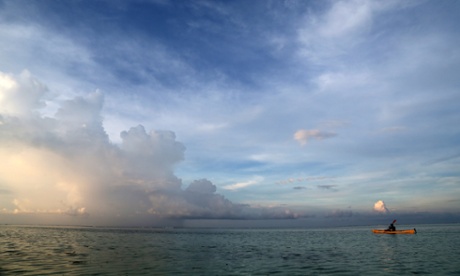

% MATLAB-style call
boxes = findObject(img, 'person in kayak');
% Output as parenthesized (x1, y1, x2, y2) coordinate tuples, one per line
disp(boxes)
(386, 220, 396, 231)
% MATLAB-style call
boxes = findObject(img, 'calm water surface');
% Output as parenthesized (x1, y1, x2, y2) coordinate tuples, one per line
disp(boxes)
(1, 224, 459, 275)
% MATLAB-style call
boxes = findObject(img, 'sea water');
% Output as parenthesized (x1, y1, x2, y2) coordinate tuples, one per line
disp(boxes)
(1, 224, 459, 275)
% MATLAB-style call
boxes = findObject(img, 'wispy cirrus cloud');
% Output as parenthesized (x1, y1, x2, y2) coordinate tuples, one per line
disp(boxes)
(297, 0, 404, 64)
(222, 176, 264, 191)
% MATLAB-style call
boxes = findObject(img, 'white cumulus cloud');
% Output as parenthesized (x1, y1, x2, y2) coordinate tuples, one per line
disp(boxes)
(373, 200, 389, 213)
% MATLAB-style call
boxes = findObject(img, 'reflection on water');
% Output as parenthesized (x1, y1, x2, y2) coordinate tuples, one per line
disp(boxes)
(1, 225, 459, 275)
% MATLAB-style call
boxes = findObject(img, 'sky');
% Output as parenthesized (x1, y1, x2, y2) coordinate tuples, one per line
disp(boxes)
(0, 0, 459, 227)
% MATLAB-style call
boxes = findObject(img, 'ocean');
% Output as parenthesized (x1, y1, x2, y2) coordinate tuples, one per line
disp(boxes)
(1, 224, 459, 275)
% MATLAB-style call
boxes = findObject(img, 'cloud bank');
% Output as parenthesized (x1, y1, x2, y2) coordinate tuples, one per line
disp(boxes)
(0, 71, 304, 225)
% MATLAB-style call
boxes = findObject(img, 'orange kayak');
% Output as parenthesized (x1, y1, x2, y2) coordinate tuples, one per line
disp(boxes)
(372, 229, 416, 234)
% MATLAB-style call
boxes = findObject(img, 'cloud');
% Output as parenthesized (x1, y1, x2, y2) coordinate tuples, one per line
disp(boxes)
(0, 71, 300, 224)
(186, 179, 217, 194)
(222, 176, 264, 191)
(0, 188, 11, 195)
(294, 129, 337, 146)
(326, 209, 353, 218)
(0, 70, 47, 117)
(317, 185, 337, 190)
(276, 176, 332, 185)
(293, 186, 307, 190)
(297, 0, 399, 64)
(317, 0, 373, 38)
(373, 200, 389, 213)
(180, 179, 243, 219)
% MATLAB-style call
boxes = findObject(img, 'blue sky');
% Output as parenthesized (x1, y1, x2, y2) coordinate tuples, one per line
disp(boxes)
(0, 0, 459, 227)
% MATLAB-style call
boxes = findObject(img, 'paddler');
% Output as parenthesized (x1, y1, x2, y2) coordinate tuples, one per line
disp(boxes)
(386, 220, 396, 231)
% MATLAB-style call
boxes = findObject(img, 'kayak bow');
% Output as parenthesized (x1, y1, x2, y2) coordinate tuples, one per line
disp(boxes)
(372, 229, 417, 234)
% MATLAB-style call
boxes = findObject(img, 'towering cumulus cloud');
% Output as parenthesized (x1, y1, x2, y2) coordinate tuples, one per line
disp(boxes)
(0, 71, 300, 225)
(373, 200, 389, 213)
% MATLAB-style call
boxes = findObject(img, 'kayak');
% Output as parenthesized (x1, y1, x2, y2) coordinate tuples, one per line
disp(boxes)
(372, 229, 416, 234)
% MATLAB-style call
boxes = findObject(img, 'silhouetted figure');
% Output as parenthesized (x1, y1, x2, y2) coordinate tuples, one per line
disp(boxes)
(387, 223, 396, 231)
(387, 219, 396, 231)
